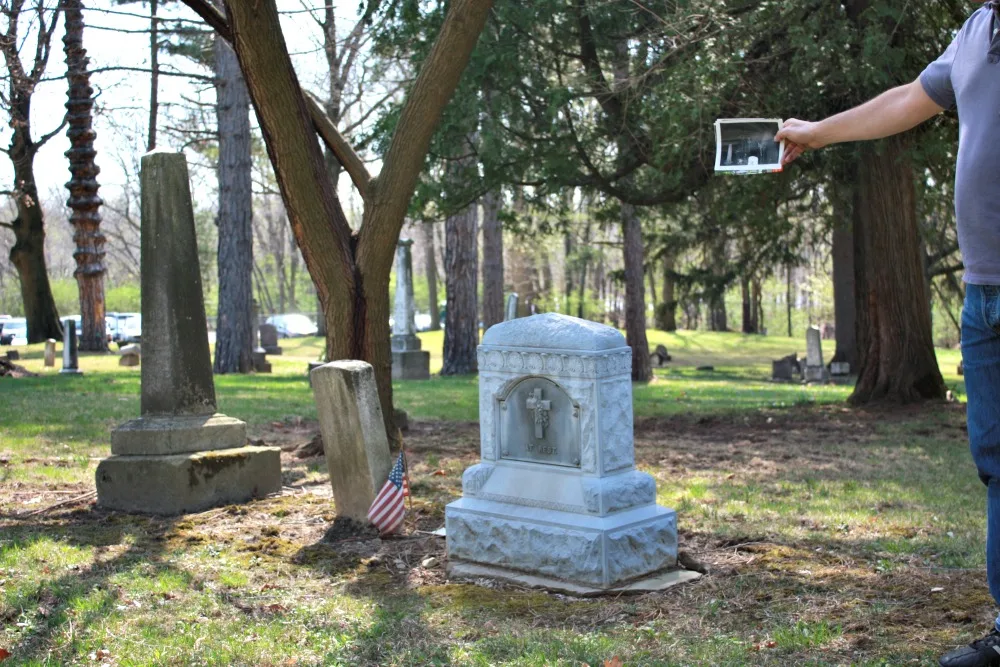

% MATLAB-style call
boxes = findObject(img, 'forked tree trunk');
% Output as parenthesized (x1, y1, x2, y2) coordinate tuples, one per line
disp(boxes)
(481, 189, 503, 330)
(831, 189, 858, 369)
(207, 0, 493, 443)
(213, 26, 254, 374)
(63, 0, 107, 352)
(442, 203, 479, 375)
(851, 137, 945, 404)
(621, 202, 651, 381)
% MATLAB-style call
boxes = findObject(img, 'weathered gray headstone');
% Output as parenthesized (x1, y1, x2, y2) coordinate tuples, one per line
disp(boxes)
(771, 353, 799, 381)
(59, 320, 82, 375)
(803, 326, 826, 382)
(504, 292, 519, 322)
(446, 313, 689, 594)
(43, 339, 56, 367)
(96, 151, 280, 515)
(310, 360, 393, 521)
(259, 323, 282, 355)
(391, 239, 430, 380)
(251, 349, 271, 373)
(830, 361, 850, 377)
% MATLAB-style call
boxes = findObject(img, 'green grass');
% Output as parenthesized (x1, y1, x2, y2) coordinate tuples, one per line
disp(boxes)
(0, 329, 983, 665)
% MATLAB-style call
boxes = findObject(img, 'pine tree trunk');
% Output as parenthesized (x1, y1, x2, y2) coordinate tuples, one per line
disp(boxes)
(786, 264, 793, 337)
(63, 0, 107, 352)
(659, 254, 677, 331)
(851, 137, 945, 403)
(621, 202, 651, 381)
(481, 189, 503, 330)
(442, 203, 479, 375)
(831, 190, 858, 368)
(741, 277, 754, 333)
(421, 222, 441, 330)
(212, 27, 254, 374)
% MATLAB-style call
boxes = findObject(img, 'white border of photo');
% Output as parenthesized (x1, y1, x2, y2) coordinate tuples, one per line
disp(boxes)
(714, 118, 784, 174)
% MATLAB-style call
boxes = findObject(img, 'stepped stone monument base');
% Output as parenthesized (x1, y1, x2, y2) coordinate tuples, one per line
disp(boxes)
(96, 446, 279, 515)
(390, 240, 430, 380)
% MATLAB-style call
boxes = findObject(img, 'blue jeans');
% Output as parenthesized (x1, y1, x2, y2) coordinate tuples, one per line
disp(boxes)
(961, 284, 1000, 629)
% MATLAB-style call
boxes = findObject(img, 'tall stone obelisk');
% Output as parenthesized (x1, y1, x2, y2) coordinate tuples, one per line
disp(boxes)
(96, 151, 280, 514)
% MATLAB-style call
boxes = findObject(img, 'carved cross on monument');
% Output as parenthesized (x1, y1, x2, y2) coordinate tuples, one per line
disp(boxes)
(525, 388, 551, 439)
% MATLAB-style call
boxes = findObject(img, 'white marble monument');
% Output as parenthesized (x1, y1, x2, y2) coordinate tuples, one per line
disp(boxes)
(803, 326, 827, 383)
(446, 313, 683, 593)
(391, 239, 430, 380)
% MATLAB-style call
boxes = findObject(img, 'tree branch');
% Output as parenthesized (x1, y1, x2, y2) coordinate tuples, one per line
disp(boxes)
(304, 91, 371, 199)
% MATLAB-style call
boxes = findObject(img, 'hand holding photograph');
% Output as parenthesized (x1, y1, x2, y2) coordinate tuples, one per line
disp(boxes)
(714, 119, 784, 174)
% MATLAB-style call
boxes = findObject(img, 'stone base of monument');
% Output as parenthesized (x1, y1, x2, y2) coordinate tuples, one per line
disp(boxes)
(59, 367, 83, 375)
(447, 561, 701, 597)
(110, 413, 249, 456)
(446, 497, 679, 592)
(95, 445, 281, 515)
(263, 346, 283, 356)
(391, 349, 430, 380)
(803, 365, 827, 383)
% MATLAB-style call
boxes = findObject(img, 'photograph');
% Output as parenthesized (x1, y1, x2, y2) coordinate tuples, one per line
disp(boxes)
(714, 118, 784, 173)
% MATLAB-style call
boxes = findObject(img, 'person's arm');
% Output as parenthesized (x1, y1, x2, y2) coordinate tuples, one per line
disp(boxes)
(775, 79, 945, 165)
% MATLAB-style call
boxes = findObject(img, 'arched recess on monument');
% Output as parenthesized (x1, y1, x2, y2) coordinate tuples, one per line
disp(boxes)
(496, 375, 582, 469)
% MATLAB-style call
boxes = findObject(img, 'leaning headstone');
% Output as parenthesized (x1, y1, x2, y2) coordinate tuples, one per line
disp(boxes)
(311, 360, 393, 521)
(96, 151, 280, 515)
(60, 320, 82, 375)
(259, 324, 282, 355)
(391, 239, 430, 380)
(118, 343, 141, 367)
(43, 339, 56, 367)
(446, 313, 690, 594)
(504, 293, 519, 322)
(803, 326, 826, 382)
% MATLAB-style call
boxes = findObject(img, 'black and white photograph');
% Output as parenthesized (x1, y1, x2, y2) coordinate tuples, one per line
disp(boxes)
(714, 118, 784, 173)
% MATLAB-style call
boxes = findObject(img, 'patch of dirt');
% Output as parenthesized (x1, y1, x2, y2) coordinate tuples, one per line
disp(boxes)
(322, 516, 379, 542)
(0, 357, 37, 378)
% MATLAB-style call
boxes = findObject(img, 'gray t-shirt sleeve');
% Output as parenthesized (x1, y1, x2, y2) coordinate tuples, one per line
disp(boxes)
(920, 33, 960, 109)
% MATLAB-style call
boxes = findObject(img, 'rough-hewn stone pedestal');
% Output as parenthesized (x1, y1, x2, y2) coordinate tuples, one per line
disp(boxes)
(392, 334, 430, 380)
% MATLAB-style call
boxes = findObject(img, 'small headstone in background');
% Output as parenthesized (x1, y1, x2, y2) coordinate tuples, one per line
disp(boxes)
(252, 349, 271, 373)
(5, 350, 19, 362)
(504, 292, 519, 322)
(803, 326, 826, 383)
(118, 343, 141, 367)
(829, 361, 850, 377)
(771, 353, 799, 381)
(649, 344, 671, 368)
(311, 360, 393, 522)
(60, 319, 82, 375)
(259, 323, 282, 355)
(391, 239, 430, 380)
(393, 407, 410, 432)
(43, 339, 56, 367)
(96, 151, 280, 515)
(957, 361, 964, 376)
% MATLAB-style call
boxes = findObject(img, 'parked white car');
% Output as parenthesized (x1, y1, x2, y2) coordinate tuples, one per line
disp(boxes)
(265, 314, 318, 338)
(1, 317, 27, 346)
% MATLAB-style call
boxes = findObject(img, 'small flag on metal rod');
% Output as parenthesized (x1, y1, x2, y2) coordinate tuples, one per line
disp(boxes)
(368, 453, 408, 535)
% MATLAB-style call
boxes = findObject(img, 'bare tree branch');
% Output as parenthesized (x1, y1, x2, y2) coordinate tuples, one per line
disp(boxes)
(304, 91, 371, 198)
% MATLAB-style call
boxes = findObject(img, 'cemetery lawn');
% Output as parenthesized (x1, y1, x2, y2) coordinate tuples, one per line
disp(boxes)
(0, 330, 979, 665)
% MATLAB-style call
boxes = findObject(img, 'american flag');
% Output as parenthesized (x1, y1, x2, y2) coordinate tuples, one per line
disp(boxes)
(368, 453, 408, 535)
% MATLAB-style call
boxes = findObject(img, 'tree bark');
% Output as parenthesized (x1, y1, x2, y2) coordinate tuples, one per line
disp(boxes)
(850, 137, 945, 403)
(442, 203, 479, 375)
(621, 201, 651, 381)
(481, 189, 504, 330)
(658, 253, 677, 331)
(63, 0, 107, 352)
(212, 25, 254, 374)
(786, 264, 793, 338)
(420, 221, 441, 330)
(207, 0, 493, 443)
(831, 190, 858, 368)
(741, 277, 754, 334)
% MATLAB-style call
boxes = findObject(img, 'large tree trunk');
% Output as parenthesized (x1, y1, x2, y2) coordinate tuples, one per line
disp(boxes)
(9, 143, 61, 342)
(621, 202, 651, 381)
(850, 137, 945, 404)
(212, 0, 493, 443)
(658, 253, 677, 331)
(63, 0, 107, 352)
(420, 221, 441, 330)
(212, 26, 254, 374)
(831, 189, 858, 368)
(741, 277, 754, 334)
(442, 203, 479, 375)
(481, 189, 503, 330)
